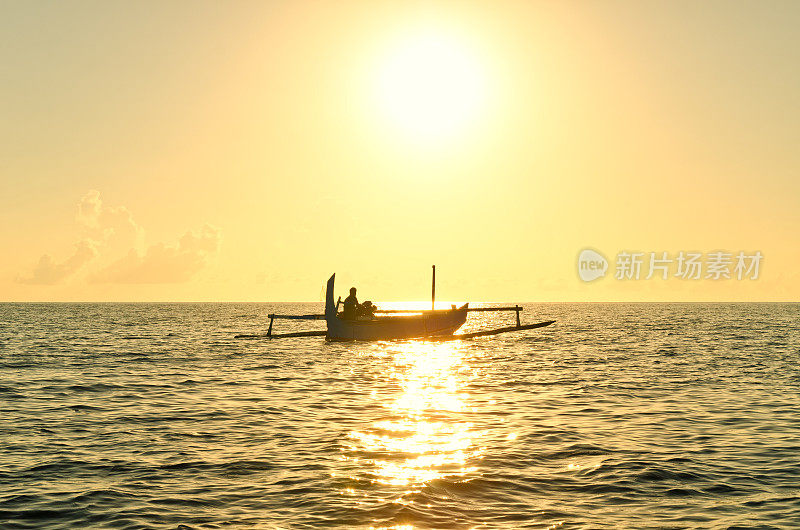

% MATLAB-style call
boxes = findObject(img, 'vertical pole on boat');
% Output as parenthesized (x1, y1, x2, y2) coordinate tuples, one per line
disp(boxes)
(431, 265, 436, 311)
(267, 314, 275, 337)
(515, 305, 521, 327)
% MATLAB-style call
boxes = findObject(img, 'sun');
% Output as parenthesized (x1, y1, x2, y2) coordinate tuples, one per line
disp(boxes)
(374, 30, 488, 145)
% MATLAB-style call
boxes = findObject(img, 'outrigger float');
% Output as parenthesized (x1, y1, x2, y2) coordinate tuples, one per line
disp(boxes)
(235, 267, 555, 342)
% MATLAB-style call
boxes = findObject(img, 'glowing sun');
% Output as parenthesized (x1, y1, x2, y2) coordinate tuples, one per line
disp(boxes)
(374, 31, 488, 144)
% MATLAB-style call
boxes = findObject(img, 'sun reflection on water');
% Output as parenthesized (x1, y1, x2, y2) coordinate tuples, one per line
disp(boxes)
(345, 341, 484, 491)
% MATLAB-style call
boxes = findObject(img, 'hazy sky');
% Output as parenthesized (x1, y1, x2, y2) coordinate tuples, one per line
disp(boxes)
(2, 1, 798, 302)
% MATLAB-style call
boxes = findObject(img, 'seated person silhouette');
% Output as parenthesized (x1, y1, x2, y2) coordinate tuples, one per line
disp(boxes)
(342, 287, 358, 320)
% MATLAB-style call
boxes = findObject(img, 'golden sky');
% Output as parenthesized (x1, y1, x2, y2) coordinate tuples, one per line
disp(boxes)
(1, 1, 798, 302)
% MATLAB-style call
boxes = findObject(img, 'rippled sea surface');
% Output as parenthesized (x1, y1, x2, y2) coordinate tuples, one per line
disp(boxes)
(1, 303, 799, 529)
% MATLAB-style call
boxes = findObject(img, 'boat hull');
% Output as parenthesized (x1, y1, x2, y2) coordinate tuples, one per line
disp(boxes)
(326, 307, 468, 341)
(324, 274, 467, 341)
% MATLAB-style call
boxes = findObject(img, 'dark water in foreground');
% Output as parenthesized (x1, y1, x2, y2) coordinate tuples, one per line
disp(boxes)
(1, 303, 799, 529)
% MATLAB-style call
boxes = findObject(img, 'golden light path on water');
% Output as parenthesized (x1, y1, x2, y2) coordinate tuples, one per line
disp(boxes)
(339, 339, 501, 527)
(361, 342, 478, 486)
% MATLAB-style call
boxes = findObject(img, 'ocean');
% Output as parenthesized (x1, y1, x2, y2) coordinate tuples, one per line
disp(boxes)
(1, 302, 798, 529)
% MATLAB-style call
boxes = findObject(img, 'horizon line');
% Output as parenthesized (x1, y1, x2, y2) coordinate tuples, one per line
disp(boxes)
(1, 300, 797, 304)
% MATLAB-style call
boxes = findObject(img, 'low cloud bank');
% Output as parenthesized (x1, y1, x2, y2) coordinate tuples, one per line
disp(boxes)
(90, 225, 221, 284)
(17, 239, 98, 285)
(18, 191, 220, 285)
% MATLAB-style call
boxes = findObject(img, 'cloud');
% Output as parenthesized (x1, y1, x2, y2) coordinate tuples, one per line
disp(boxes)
(77, 190, 143, 245)
(89, 224, 221, 284)
(19, 191, 219, 286)
(17, 239, 99, 285)
(18, 190, 139, 285)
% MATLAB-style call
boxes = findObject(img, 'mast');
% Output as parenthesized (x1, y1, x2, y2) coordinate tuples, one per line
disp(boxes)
(431, 265, 436, 311)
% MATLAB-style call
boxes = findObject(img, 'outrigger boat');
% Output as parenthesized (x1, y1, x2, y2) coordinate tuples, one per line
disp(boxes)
(235, 266, 556, 342)
(324, 274, 468, 341)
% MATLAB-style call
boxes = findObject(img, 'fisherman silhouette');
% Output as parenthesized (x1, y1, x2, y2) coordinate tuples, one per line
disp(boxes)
(342, 287, 358, 320)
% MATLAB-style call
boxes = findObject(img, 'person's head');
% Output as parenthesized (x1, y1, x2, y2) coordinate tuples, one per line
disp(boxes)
(349, 287, 357, 295)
